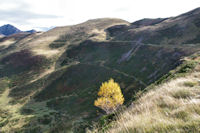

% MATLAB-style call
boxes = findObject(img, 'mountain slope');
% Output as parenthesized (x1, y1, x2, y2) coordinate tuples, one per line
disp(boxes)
(0, 9, 200, 132)
(107, 7, 200, 45)
(101, 54, 200, 133)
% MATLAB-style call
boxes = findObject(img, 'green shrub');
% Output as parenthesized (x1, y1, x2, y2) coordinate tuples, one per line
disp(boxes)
(21, 108, 34, 115)
(172, 110, 189, 121)
(38, 115, 52, 125)
(177, 62, 196, 73)
(183, 81, 198, 87)
(154, 61, 197, 86)
(172, 89, 193, 99)
(99, 113, 115, 127)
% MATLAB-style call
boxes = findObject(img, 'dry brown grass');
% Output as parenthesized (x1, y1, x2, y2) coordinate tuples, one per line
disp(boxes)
(0, 39, 15, 47)
(96, 72, 200, 133)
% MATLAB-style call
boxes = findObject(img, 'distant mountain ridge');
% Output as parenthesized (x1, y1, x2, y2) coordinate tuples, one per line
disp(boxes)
(0, 24, 21, 36)
(0, 24, 36, 36)
(26, 29, 37, 33)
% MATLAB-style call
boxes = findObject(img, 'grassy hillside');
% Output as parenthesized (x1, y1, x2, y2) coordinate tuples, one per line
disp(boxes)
(107, 8, 200, 45)
(0, 8, 200, 132)
(94, 53, 200, 133)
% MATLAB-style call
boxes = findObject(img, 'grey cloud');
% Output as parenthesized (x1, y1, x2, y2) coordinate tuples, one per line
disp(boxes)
(0, 0, 61, 25)
(0, 9, 61, 24)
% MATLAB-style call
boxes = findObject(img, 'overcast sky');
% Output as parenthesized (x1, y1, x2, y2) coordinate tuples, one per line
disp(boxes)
(0, 0, 200, 31)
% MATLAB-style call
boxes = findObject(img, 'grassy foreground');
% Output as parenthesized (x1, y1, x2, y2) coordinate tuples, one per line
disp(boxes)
(90, 54, 200, 133)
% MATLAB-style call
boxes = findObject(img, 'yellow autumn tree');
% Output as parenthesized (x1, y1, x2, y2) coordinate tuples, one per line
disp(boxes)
(94, 78, 124, 114)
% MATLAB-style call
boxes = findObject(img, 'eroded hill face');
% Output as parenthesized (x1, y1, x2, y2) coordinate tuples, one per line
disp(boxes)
(1, 8, 200, 132)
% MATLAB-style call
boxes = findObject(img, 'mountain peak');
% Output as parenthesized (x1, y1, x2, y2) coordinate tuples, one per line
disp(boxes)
(0, 24, 21, 36)
(4, 24, 15, 27)
(0, 24, 37, 36)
